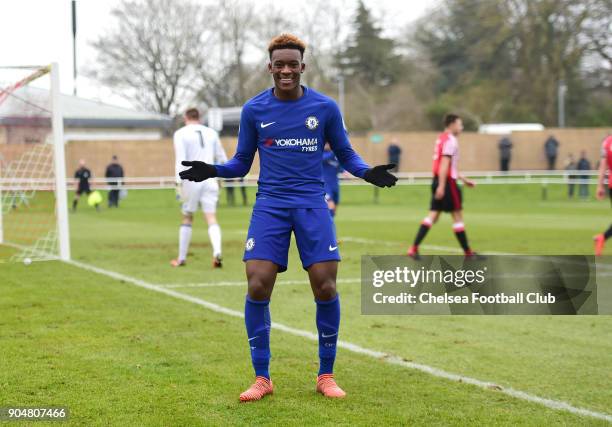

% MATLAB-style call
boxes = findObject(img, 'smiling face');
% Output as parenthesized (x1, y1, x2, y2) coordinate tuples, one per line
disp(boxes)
(268, 48, 305, 98)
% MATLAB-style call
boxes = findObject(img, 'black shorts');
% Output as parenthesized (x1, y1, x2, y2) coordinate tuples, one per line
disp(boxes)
(430, 176, 462, 212)
(76, 186, 91, 196)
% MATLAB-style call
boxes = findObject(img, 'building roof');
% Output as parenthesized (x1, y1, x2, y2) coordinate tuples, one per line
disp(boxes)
(0, 86, 172, 129)
(207, 107, 241, 135)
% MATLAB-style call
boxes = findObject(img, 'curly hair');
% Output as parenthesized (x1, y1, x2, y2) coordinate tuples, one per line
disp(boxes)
(268, 33, 306, 59)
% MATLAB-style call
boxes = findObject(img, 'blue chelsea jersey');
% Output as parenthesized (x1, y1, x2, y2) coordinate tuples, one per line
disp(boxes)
(215, 86, 370, 208)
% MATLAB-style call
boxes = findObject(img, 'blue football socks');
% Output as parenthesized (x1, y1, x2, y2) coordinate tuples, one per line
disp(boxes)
(244, 296, 271, 379)
(316, 294, 340, 375)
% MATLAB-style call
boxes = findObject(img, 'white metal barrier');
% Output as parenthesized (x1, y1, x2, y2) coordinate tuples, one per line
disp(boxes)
(0, 170, 603, 191)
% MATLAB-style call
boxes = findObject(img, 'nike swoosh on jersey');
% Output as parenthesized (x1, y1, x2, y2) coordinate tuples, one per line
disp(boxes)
(329, 245, 338, 251)
(260, 121, 276, 128)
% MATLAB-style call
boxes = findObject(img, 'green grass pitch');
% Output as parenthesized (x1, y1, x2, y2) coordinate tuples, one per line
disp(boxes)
(1, 183, 611, 425)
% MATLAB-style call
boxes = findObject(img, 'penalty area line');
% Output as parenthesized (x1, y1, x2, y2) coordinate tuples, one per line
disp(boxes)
(66, 258, 612, 423)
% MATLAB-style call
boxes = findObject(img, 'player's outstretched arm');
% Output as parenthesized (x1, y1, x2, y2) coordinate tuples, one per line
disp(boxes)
(179, 160, 217, 182)
(364, 164, 398, 188)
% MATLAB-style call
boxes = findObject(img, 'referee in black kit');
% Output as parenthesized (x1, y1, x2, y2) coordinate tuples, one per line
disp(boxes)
(72, 159, 95, 212)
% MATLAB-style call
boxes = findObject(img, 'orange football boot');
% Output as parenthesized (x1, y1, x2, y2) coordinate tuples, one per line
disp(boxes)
(316, 374, 346, 398)
(594, 234, 606, 256)
(170, 259, 186, 267)
(407, 245, 421, 260)
(239, 376, 273, 402)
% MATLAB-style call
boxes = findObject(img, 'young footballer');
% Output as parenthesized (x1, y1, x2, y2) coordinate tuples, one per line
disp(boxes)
(407, 114, 480, 259)
(172, 108, 227, 268)
(179, 34, 397, 401)
(594, 134, 612, 255)
(72, 159, 95, 212)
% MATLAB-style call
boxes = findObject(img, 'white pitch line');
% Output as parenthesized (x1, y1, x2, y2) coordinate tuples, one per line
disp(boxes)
(342, 237, 510, 254)
(159, 271, 612, 289)
(342, 236, 400, 246)
(66, 258, 612, 423)
(160, 278, 361, 289)
(342, 237, 503, 253)
(343, 238, 612, 271)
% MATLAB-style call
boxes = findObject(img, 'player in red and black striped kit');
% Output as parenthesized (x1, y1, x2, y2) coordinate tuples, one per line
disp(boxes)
(407, 114, 481, 259)
(593, 134, 612, 255)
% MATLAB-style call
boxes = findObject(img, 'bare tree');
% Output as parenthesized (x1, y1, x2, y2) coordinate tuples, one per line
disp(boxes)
(193, 0, 351, 108)
(215, 0, 256, 104)
(295, 0, 351, 90)
(89, 0, 210, 114)
(194, 0, 294, 107)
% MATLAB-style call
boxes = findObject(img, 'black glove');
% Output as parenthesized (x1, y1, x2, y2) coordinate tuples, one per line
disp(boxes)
(179, 161, 217, 182)
(364, 164, 398, 188)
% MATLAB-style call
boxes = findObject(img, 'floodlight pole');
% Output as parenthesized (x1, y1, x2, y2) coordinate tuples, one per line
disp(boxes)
(337, 75, 345, 117)
(72, 0, 77, 96)
(0, 161, 3, 245)
(51, 63, 71, 260)
(557, 80, 567, 128)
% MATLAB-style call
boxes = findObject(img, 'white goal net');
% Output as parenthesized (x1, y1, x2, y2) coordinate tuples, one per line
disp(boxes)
(0, 64, 70, 263)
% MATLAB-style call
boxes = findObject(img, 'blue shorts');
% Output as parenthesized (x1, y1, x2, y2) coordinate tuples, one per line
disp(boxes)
(243, 207, 340, 272)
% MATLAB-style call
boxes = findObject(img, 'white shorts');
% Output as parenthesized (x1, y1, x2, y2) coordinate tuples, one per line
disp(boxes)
(181, 180, 219, 214)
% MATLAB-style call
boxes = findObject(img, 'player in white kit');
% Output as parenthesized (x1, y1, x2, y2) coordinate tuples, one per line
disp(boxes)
(171, 108, 228, 268)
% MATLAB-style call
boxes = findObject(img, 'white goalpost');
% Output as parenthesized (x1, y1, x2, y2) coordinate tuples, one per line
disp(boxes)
(0, 161, 3, 245)
(0, 63, 70, 262)
(51, 63, 70, 261)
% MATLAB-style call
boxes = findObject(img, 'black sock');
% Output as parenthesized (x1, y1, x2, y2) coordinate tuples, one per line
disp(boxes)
(454, 230, 470, 252)
(605, 225, 612, 240)
(72, 199, 78, 210)
(453, 223, 470, 252)
(413, 224, 431, 247)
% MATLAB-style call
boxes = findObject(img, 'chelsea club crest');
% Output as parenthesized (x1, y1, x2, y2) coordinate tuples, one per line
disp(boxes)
(305, 116, 319, 130)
